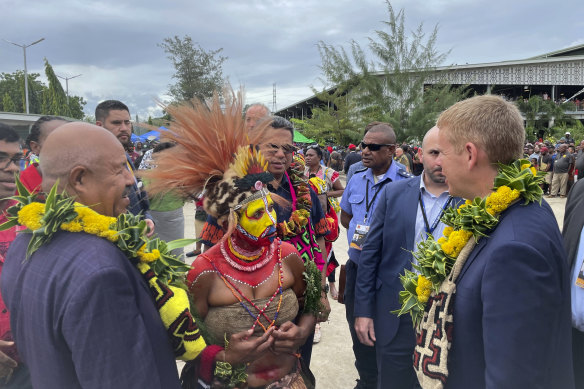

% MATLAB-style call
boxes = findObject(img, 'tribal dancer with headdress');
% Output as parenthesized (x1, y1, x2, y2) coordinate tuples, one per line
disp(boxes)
(143, 92, 322, 389)
(199, 120, 331, 275)
(195, 113, 332, 367)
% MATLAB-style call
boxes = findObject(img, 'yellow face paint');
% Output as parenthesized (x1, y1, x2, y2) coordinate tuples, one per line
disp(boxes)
(237, 194, 277, 242)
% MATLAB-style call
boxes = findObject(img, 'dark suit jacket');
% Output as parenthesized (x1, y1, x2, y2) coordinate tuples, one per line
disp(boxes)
(447, 201, 574, 388)
(355, 176, 461, 346)
(126, 154, 152, 220)
(563, 178, 584, 269)
(1, 231, 181, 389)
(354, 176, 422, 346)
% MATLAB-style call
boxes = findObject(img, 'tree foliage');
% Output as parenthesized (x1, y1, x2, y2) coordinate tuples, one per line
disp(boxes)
(0, 60, 86, 119)
(292, 88, 363, 145)
(2, 93, 15, 112)
(0, 71, 44, 114)
(44, 58, 70, 117)
(516, 96, 576, 140)
(316, 0, 466, 141)
(67, 95, 86, 120)
(159, 35, 227, 104)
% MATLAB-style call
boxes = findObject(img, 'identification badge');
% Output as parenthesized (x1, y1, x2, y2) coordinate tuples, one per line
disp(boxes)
(576, 258, 584, 288)
(350, 224, 370, 251)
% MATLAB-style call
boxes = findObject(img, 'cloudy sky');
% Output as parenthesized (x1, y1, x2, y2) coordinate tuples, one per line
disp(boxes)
(1, 0, 583, 120)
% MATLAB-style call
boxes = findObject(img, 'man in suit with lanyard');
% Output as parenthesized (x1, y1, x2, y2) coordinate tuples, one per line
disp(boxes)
(353, 126, 460, 388)
(340, 122, 411, 389)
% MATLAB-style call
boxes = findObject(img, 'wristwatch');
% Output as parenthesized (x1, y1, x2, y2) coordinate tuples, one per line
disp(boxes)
(322, 284, 330, 294)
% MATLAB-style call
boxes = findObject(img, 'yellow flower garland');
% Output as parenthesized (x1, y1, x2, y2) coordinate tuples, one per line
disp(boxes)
(415, 275, 433, 303)
(7, 187, 203, 362)
(438, 229, 474, 258)
(18, 202, 164, 264)
(17, 202, 45, 231)
(61, 203, 118, 242)
(485, 186, 520, 215)
(394, 159, 546, 327)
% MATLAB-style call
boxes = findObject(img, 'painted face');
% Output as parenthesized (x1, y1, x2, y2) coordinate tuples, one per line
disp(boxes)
(236, 194, 277, 246)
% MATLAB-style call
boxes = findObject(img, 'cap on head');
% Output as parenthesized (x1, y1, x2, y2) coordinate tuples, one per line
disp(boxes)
(348, 144, 356, 150)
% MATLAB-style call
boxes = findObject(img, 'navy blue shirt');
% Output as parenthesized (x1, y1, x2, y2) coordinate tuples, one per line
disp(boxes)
(340, 161, 411, 265)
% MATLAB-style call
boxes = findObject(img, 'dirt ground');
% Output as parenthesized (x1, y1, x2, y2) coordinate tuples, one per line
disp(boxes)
(178, 187, 568, 389)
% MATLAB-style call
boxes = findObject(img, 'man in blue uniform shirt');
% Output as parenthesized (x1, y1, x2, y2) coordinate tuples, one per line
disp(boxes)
(340, 122, 411, 389)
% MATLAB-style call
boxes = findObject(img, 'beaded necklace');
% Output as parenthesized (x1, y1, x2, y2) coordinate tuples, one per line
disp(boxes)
(228, 234, 265, 261)
(220, 238, 275, 273)
(210, 241, 284, 332)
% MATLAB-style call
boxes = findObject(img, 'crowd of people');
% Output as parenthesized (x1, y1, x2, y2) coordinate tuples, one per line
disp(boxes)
(0, 93, 583, 389)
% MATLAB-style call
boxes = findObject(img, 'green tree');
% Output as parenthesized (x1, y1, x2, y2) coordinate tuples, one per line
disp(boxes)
(516, 96, 576, 140)
(159, 35, 227, 103)
(2, 93, 16, 112)
(0, 69, 87, 119)
(0, 71, 45, 113)
(407, 84, 470, 140)
(316, 1, 464, 141)
(40, 89, 50, 115)
(67, 95, 87, 119)
(43, 58, 70, 117)
(0, 68, 85, 117)
(293, 88, 363, 145)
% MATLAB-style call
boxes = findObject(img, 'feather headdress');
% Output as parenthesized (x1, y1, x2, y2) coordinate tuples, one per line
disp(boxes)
(141, 90, 274, 225)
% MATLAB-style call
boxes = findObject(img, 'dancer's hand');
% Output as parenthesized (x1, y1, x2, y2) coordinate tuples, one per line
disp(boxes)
(271, 319, 313, 354)
(145, 219, 155, 237)
(354, 317, 376, 346)
(223, 327, 274, 365)
(317, 292, 331, 322)
(0, 341, 17, 381)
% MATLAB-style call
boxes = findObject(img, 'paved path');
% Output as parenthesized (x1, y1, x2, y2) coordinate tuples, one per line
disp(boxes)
(178, 192, 568, 388)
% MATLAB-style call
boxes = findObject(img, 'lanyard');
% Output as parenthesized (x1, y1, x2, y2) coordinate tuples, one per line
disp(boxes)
(126, 156, 139, 187)
(364, 178, 390, 223)
(418, 191, 452, 235)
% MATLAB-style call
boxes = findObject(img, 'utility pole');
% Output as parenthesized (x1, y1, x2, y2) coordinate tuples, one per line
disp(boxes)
(56, 73, 82, 106)
(272, 83, 277, 113)
(3, 38, 45, 114)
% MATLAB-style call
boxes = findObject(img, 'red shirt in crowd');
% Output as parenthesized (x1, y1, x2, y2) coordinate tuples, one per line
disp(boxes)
(19, 163, 42, 194)
(0, 202, 21, 361)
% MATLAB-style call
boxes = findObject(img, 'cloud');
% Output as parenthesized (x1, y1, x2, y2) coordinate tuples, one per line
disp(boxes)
(1, 0, 582, 119)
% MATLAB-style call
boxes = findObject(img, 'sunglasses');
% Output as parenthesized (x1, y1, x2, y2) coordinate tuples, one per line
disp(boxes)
(264, 143, 297, 155)
(360, 142, 395, 151)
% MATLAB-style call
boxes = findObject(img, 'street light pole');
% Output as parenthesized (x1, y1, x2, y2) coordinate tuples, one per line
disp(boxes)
(3, 38, 45, 114)
(56, 73, 82, 106)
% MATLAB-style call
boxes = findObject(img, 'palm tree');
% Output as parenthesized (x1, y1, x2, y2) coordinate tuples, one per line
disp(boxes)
(516, 96, 575, 138)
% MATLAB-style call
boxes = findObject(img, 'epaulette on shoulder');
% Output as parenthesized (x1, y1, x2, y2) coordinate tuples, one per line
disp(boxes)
(355, 166, 368, 174)
(397, 169, 414, 178)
